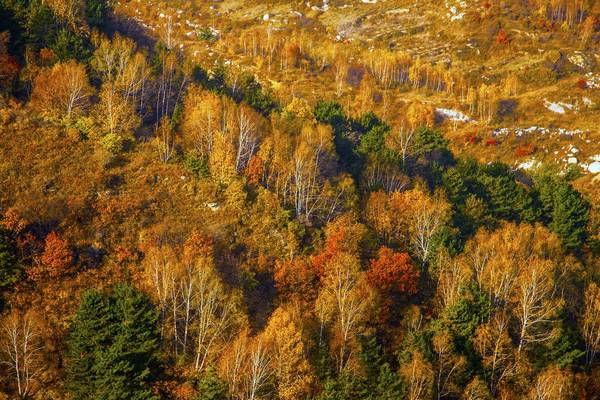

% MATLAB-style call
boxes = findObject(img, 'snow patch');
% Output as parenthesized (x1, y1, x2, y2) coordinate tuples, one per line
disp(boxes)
(435, 108, 473, 122)
(544, 100, 565, 114)
(568, 52, 590, 69)
(309, 0, 329, 11)
(587, 162, 600, 174)
(492, 126, 589, 138)
(445, 0, 467, 21)
(585, 72, 600, 89)
(517, 159, 540, 170)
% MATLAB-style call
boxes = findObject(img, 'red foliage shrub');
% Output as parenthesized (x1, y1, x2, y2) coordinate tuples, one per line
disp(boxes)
(515, 144, 535, 157)
(496, 28, 509, 45)
(577, 79, 588, 90)
(465, 133, 478, 145)
(367, 247, 419, 295)
(0, 32, 19, 89)
(244, 155, 264, 185)
(485, 138, 499, 146)
(29, 231, 73, 280)
(311, 226, 348, 278)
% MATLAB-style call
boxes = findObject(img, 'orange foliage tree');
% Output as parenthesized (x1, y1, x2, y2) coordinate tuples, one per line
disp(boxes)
(310, 214, 367, 278)
(367, 247, 419, 296)
(29, 231, 73, 280)
(41, 232, 73, 277)
(30, 60, 93, 120)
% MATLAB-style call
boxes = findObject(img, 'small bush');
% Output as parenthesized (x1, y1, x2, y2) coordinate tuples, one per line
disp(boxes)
(100, 133, 125, 154)
(197, 27, 218, 42)
(515, 144, 535, 157)
(185, 153, 210, 179)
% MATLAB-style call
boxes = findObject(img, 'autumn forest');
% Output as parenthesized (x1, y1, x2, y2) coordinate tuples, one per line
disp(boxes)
(0, 0, 599, 399)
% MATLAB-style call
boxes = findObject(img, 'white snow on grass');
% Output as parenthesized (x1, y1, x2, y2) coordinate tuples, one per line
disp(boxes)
(435, 108, 473, 122)
(517, 159, 540, 170)
(568, 52, 588, 69)
(309, 0, 329, 11)
(492, 126, 589, 138)
(544, 100, 564, 114)
(587, 162, 600, 174)
(585, 72, 600, 89)
(445, 0, 467, 21)
(544, 99, 577, 114)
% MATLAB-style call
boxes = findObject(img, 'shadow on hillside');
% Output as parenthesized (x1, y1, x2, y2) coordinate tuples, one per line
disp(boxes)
(106, 13, 158, 50)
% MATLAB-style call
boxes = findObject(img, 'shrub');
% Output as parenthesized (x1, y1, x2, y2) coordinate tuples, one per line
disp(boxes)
(185, 153, 210, 179)
(100, 132, 125, 154)
(29, 231, 73, 281)
(515, 144, 535, 157)
(50, 28, 91, 62)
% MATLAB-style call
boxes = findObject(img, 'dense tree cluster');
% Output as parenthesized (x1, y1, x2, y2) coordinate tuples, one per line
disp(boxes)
(0, 0, 598, 399)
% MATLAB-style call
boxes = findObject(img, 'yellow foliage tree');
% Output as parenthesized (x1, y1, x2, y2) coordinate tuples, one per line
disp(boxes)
(31, 60, 93, 121)
(263, 306, 314, 400)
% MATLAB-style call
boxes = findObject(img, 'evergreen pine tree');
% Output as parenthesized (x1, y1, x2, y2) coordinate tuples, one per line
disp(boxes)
(51, 28, 91, 62)
(66, 284, 160, 400)
(197, 367, 228, 400)
(66, 290, 114, 399)
(442, 168, 468, 205)
(413, 127, 453, 165)
(550, 183, 590, 251)
(85, 0, 109, 28)
(373, 363, 405, 400)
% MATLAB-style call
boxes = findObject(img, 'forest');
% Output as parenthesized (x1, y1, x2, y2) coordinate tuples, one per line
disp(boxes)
(0, 0, 599, 399)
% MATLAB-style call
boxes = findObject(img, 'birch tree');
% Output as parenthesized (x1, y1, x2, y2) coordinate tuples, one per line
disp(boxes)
(245, 339, 272, 400)
(143, 242, 242, 369)
(514, 258, 561, 356)
(581, 282, 600, 365)
(403, 189, 451, 266)
(529, 366, 573, 400)
(386, 125, 417, 166)
(182, 87, 224, 156)
(400, 351, 434, 400)
(474, 312, 514, 393)
(0, 311, 44, 399)
(31, 60, 93, 120)
(433, 331, 465, 400)
(234, 105, 260, 172)
(316, 252, 370, 372)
